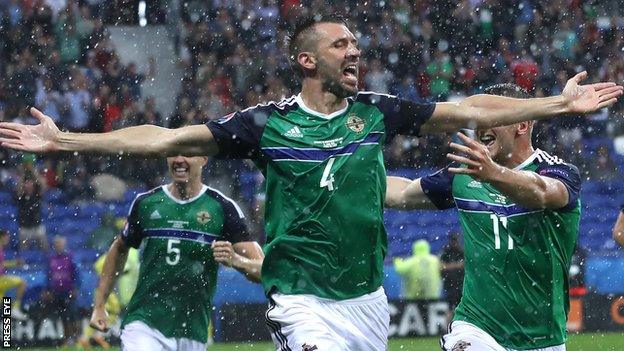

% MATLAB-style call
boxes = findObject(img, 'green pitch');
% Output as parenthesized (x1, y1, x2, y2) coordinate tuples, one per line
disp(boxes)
(18, 332, 624, 350)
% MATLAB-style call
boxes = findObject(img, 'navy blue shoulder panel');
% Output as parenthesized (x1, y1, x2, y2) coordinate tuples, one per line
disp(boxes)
(206, 96, 299, 160)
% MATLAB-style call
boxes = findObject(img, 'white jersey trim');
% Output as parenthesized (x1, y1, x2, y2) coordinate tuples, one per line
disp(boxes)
(295, 94, 349, 119)
(206, 186, 245, 219)
(162, 184, 208, 204)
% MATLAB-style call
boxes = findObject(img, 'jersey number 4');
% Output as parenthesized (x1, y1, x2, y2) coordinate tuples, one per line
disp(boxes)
(490, 214, 514, 250)
(320, 157, 336, 191)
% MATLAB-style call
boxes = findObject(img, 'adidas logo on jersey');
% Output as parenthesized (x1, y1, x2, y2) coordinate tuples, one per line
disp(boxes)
(284, 126, 303, 138)
(150, 210, 161, 219)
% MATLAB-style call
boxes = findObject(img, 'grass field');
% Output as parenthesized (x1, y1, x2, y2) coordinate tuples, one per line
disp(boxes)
(17, 332, 624, 351)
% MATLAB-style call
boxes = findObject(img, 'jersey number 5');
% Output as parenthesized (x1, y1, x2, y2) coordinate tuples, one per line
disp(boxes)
(490, 214, 514, 250)
(320, 157, 336, 191)
(166, 239, 181, 265)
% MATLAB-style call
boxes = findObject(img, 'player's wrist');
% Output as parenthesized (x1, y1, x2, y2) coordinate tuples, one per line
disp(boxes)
(486, 164, 508, 184)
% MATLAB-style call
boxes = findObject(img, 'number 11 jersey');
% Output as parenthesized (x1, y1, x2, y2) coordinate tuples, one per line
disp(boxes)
(421, 149, 581, 349)
(207, 93, 434, 300)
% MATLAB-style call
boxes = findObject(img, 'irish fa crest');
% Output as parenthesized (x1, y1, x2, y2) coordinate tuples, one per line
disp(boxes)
(196, 211, 211, 224)
(346, 114, 365, 133)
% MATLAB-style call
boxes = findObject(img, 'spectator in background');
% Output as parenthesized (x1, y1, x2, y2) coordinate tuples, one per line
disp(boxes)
(34, 76, 65, 128)
(64, 68, 92, 131)
(121, 59, 155, 102)
(15, 154, 48, 251)
(393, 239, 441, 300)
(364, 58, 394, 94)
(440, 232, 464, 324)
(45, 235, 80, 345)
(88, 212, 119, 252)
(588, 146, 617, 181)
(426, 48, 453, 101)
(0, 229, 28, 320)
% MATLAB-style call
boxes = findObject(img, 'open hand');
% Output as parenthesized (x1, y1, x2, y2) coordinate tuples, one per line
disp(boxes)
(0, 107, 61, 152)
(447, 133, 505, 182)
(562, 71, 623, 114)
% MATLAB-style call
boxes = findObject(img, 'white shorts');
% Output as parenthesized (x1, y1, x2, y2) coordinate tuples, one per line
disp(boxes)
(121, 321, 206, 351)
(265, 287, 389, 351)
(441, 321, 566, 351)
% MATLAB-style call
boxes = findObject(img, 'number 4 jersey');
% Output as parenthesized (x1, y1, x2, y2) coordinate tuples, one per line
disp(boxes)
(207, 93, 434, 300)
(120, 185, 249, 343)
(421, 149, 581, 349)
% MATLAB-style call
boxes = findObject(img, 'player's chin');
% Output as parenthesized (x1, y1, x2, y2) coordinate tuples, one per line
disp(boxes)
(340, 81, 359, 96)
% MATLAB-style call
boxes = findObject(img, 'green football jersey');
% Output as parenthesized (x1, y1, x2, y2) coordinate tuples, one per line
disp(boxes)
(207, 93, 434, 300)
(422, 149, 581, 349)
(120, 185, 249, 343)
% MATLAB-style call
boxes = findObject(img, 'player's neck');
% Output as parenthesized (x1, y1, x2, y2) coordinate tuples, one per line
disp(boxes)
(300, 81, 348, 115)
(168, 181, 203, 201)
(503, 145, 535, 169)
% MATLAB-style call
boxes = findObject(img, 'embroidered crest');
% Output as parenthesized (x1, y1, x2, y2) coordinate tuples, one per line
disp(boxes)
(346, 114, 365, 133)
(196, 211, 211, 224)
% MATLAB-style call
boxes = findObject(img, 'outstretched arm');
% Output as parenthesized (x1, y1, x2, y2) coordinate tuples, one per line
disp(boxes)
(90, 237, 129, 332)
(420, 72, 622, 134)
(385, 177, 437, 210)
(212, 241, 264, 283)
(0, 107, 218, 157)
(447, 133, 576, 210)
(613, 210, 624, 248)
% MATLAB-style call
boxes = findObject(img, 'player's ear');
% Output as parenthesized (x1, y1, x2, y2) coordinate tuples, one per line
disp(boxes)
(297, 52, 317, 71)
(517, 121, 531, 136)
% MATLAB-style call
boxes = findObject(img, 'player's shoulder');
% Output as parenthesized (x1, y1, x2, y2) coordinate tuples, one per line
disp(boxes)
(532, 149, 580, 179)
(203, 186, 245, 219)
(352, 91, 400, 105)
(219, 95, 299, 123)
(127, 186, 164, 213)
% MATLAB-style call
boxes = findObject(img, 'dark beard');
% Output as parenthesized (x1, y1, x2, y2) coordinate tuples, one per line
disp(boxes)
(322, 78, 357, 99)
(317, 58, 358, 98)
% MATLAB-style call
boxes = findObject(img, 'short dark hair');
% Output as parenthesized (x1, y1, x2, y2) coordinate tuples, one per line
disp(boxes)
(287, 13, 348, 72)
(483, 83, 531, 99)
(0, 229, 8, 238)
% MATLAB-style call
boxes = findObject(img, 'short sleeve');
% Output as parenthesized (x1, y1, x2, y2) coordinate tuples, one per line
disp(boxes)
(121, 197, 144, 249)
(220, 199, 250, 244)
(205, 106, 271, 159)
(536, 162, 581, 212)
(206, 187, 251, 244)
(356, 92, 435, 138)
(420, 166, 455, 210)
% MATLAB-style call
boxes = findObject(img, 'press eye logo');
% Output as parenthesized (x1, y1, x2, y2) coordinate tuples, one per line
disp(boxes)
(2, 297, 11, 348)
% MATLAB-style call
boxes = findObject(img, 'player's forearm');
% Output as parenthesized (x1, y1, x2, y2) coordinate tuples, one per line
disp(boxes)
(94, 239, 129, 308)
(432, 95, 568, 132)
(57, 125, 175, 156)
(385, 177, 436, 210)
(231, 256, 263, 283)
(488, 168, 562, 210)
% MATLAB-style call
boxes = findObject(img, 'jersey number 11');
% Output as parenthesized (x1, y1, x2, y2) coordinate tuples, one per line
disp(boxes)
(490, 214, 514, 250)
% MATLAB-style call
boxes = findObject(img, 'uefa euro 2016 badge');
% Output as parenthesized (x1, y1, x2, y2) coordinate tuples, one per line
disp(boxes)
(196, 211, 211, 224)
(346, 114, 365, 133)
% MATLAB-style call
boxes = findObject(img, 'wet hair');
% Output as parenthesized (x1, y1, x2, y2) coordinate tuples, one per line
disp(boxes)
(482, 83, 531, 99)
(287, 13, 348, 74)
(0, 230, 8, 238)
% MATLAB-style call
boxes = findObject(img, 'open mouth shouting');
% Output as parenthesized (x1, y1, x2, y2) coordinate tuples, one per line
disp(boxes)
(342, 63, 358, 85)
(479, 133, 496, 148)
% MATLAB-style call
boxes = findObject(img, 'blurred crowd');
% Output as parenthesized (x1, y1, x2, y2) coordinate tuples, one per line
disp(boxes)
(0, 0, 623, 200)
